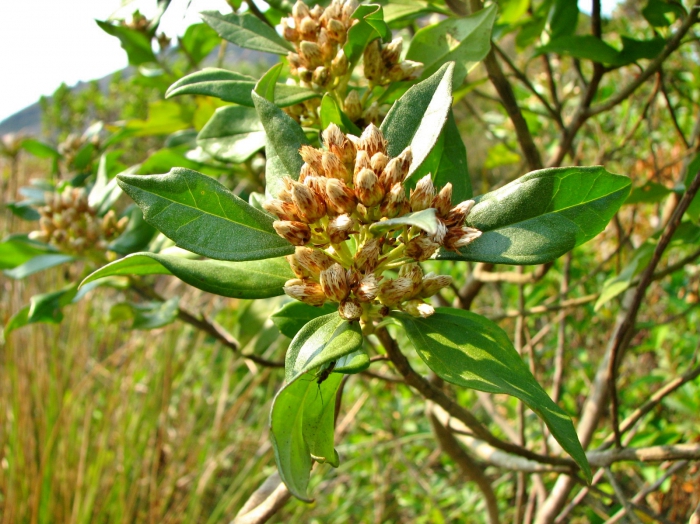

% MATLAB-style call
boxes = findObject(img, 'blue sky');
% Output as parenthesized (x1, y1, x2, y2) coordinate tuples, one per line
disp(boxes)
(0, 0, 621, 124)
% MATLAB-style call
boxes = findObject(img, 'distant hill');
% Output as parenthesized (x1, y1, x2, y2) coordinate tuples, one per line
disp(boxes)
(0, 46, 275, 137)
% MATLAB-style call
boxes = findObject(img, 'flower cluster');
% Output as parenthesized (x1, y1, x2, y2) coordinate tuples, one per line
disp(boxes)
(283, 0, 356, 91)
(363, 37, 423, 86)
(29, 188, 128, 256)
(263, 123, 481, 327)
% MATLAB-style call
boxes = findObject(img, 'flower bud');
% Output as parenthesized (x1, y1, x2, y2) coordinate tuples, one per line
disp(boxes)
(405, 235, 440, 261)
(344, 90, 362, 121)
(322, 151, 349, 181)
(370, 152, 388, 174)
(273, 220, 311, 246)
(292, 181, 326, 222)
(399, 262, 423, 288)
(282, 20, 299, 43)
(357, 123, 387, 157)
(299, 16, 318, 37)
(379, 183, 405, 218)
(295, 246, 333, 276)
(331, 48, 349, 76)
(284, 278, 326, 306)
(419, 274, 453, 298)
(292, 0, 310, 20)
(363, 101, 380, 126)
(381, 37, 403, 66)
(28, 230, 49, 242)
(433, 183, 453, 218)
(325, 178, 357, 214)
(298, 66, 313, 83)
(430, 221, 447, 244)
(327, 18, 347, 42)
(312, 66, 330, 87)
(363, 38, 385, 82)
(263, 199, 300, 221)
(300, 145, 324, 173)
(378, 277, 414, 306)
(397, 146, 412, 177)
(342, 0, 359, 19)
(353, 149, 371, 175)
(388, 60, 424, 82)
(404, 299, 434, 318)
(445, 199, 476, 227)
(339, 298, 363, 320)
(354, 167, 384, 207)
(444, 226, 482, 251)
(410, 174, 435, 212)
(354, 237, 380, 272)
(356, 273, 379, 302)
(328, 213, 354, 243)
(310, 4, 324, 19)
(299, 162, 318, 182)
(317, 29, 335, 61)
(320, 263, 350, 302)
(300, 41, 323, 68)
(304, 175, 328, 202)
(287, 254, 309, 278)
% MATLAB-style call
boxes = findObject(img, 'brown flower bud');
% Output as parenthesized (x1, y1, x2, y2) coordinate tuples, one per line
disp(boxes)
(297, 66, 313, 83)
(300, 145, 324, 173)
(282, 20, 299, 43)
(379, 183, 405, 218)
(430, 221, 447, 244)
(295, 246, 333, 276)
(304, 175, 328, 202)
(310, 4, 324, 19)
(339, 298, 363, 320)
(388, 60, 424, 82)
(410, 174, 435, 212)
(292, 0, 310, 20)
(328, 214, 354, 243)
(322, 151, 349, 181)
(322, 124, 355, 166)
(433, 183, 453, 218)
(320, 263, 350, 302)
(299, 162, 318, 183)
(399, 262, 423, 288)
(354, 167, 384, 207)
(28, 230, 49, 242)
(357, 123, 387, 157)
(273, 220, 311, 246)
(331, 48, 349, 76)
(325, 178, 357, 214)
(353, 149, 371, 175)
(343, 90, 362, 121)
(327, 18, 347, 42)
(299, 16, 318, 38)
(381, 37, 403, 66)
(300, 41, 323, 68)
(404, 299, 434, 318)
(444, 226, 482, 251)
(379, 158, 402, 190)
(419, 273, 453, 298)
(445, 199, 476, 227)
(354, 237, 380, 272)
(363, 38, 385, 82)
(342, 0, 359, 20)
(312, 66, 330, 87)
(287, 254, 309, 278)
(292, 181, 326, 222)
(356, 273, 379, 302)
(263, 199, 299, 221)
(284, 278, 326, 306)
(405, 235, 440, 261)
(378, 277, 414, 306)
(370, 152, 388, 174)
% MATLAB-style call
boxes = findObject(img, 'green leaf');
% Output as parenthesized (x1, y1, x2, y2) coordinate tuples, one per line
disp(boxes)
(483, 143, 521, 169)
(252, 91, 309, 183)
(618, 36, 666, 64)
(625, 181, 672, 205)
(405, 5, 497, 85)
(6, 202, 40, 221)
(200, 11, 294, 54)
(5, 287, 78, 336)
(272, 301, 339, 338)
(82, 252, 293, 299)
(197, 105, 266, 163)
(685, 153, 700, 223)
(4, 254, 75, 280)
(369, 208, 439, 236)
(334, 347, 370, 374)
(344, 4, 391, 66)
(642, 0, 685, 27)
(393, 308, 591, 482)
(166, 68, 319, 107)
(108, 206, 156, 255)
(20, 138, 61, 159)
(117, 168, 294, 261)
(110, 297, 179, 330)
(96, 20, 157, 65)
(303, 371, 343, 467)
(548, 0, 578, 39)
(270, 372, 343, 501)
(439, 166, 631, 265)
(537, 35, 623, 66)
(320, 95, 362, 135)
(380, 63, 454, 180)
(595, 243, 655, 311)
(408, 110, 471, 201)
(271, 313, 362, 499)
(255, 63, 283, 101)
(180, 23, 221, 64)
(124, 100, 192, 137)
(0, 235, 54, 270)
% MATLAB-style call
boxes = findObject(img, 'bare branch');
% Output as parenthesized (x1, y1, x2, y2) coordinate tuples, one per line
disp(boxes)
(231, 472, 291, 524)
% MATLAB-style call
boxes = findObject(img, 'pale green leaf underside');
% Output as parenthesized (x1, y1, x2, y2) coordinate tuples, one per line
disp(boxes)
(197, 105, 266, 163)
(201, 11, 294, 54)
(369, 208, 439, 236)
